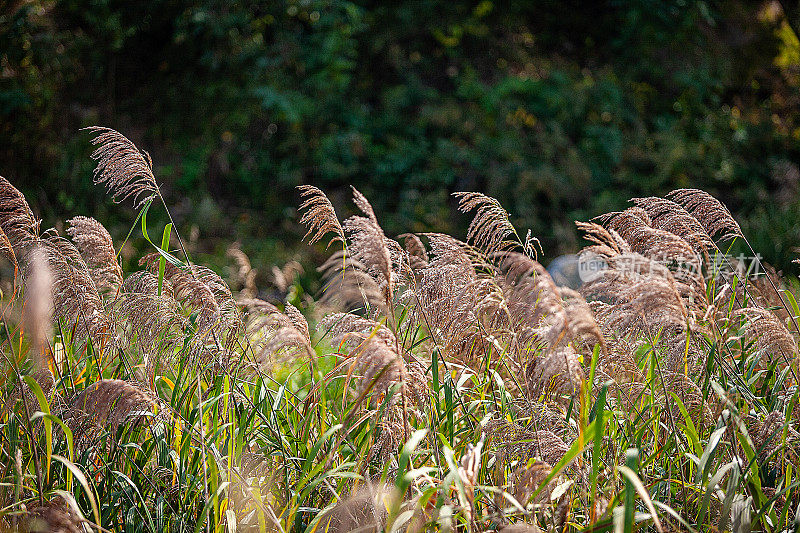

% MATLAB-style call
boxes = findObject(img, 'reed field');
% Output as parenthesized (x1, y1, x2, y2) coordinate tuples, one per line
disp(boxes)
(1, 128, 799, 532)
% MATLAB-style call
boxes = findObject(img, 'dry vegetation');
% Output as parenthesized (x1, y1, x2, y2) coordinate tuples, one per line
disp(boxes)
(1, 128, 800, 532)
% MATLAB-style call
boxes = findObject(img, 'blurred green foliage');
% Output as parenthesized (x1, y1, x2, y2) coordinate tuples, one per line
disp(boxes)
(2, 0, 800, 269)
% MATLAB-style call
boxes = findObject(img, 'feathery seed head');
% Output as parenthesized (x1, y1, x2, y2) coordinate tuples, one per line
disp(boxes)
(85, 127, 160, 208)
(297, 185, 345, 247)
(66, 216, 123, 293)
(667, 188, 742, 241)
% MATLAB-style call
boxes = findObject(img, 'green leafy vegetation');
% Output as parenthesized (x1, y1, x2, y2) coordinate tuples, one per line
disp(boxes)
(1, 129, 800, 531)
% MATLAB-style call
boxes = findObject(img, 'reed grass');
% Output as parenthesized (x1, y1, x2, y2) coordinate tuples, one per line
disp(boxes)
(1, 128, 799, 532)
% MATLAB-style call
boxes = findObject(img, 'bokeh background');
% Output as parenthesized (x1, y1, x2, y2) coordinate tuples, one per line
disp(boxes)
(2, 0, 800, 281)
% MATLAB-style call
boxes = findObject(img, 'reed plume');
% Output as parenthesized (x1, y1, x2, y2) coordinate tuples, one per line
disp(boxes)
(317, 251, 385, 313)
(733, 307, 797, 367)
(226, 243, 258, 299)
(525, 345, 585, 400)
(38, 235, 111, 344)
(594, 335, 645, 384)
(345, 336, 409, 404)
(559, 287, 605, 350)
(321, 311, 423, 421)
(342, 187, 398, 306)
(0, 226, 15, 267)
(243, 299, 314, 367)
(412, 233, 491, 365)
(499, 252, 563, 325)
(597, 207, 707, 301)
(581, 253, 688, 337)
(598, 207, 699, 264)
(122, 268, 175, 297)
(283, 302, 310, 343)
(746, 411, 791, 461)
(747, 264, 793, 322)
(369, 409, 405, 469)
(66, 216, 123, 293)
(666, 188, 742, 241)
(508, 459, 555, 507)
(84, 127, 159, 208)
(140, 252, 242, 341)
(23, 247, 53, 359)
(270, 260, 303, 294)
(310, 187, 404, 316)
(321, 311, 397, 348)
(21, 495, 90, 533)
(297, 184, 346, 247)
(487, 417, 570, 471)
(63, 379, 156, 447)
(316, 485, 391, 533)
(655, 371, 713, 427)
(0, 176, 40, 254)
(631, 196, 715, 254)
(399, 233, 429, 285)
(454, 191, 517, 255)
(255, 325, 315, 368)
(114, 271, 187, 370)
(496, 253, 604, 393)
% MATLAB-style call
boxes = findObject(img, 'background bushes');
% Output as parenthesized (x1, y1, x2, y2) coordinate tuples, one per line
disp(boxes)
(2, 0, 800, 269)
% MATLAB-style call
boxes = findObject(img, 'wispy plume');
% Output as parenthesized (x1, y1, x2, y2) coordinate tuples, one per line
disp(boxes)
(84, 127, 160, 208)
(666, 188, 742, 241)
(297, 185, 345, 247)
(0, 176, 40, 254)
(454, 191, 518, 255)
(66, 216, 123, 293)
